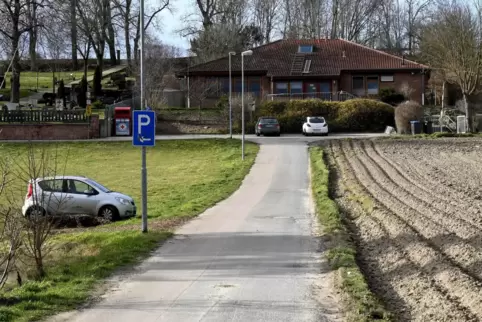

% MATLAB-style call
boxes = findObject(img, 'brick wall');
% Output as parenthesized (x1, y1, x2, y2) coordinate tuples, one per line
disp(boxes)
(0, 115, 100, 140)
(339, 71, 427, 104)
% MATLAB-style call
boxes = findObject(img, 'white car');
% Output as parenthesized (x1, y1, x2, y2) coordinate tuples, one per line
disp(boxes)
(22, 175, 136, 221)
(302, 116, 329, 136)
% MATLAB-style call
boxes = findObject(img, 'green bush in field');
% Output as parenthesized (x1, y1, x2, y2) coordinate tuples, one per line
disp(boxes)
(257, 99, 394, 132)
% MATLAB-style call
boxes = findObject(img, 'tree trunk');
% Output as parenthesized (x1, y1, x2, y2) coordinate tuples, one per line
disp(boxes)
(463, 93, 475, 133)
(11, 37, 21, 103)
(106, 2, 117, 66)
(124, 0, 132, 67)
(133, 14, 140, 64)
(71, 0, 79, 70)
(28, 0, 38, 71)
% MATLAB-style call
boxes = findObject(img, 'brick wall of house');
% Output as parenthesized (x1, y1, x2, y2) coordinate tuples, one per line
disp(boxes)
(339, 71, 427, 104)
(261, 76, 271, 96)
(0, 115, 100, 140)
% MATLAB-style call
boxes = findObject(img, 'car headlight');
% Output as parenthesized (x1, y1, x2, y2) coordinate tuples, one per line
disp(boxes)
(115, 197, 131, 205)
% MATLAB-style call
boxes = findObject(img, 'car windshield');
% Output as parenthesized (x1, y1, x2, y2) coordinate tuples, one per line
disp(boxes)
(260, 118, 278, 124)
(309, 117, 325, 123)
(85, 179, 112, 193)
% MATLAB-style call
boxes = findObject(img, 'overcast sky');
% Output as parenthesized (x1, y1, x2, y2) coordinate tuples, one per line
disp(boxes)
(154, 0, 193, 54)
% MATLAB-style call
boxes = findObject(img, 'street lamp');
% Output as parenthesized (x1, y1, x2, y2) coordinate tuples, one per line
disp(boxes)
(241, 50, 252, 160)
(228, 51, 236, 139)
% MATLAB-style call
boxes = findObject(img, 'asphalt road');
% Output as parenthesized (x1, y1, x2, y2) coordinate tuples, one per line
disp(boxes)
(0, 132, 384, 143)
(53, 133, 388, 322)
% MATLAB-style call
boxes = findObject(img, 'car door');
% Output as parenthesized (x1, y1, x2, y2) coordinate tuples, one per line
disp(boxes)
(64, 179, 99, 216)
(38, 179, 70, 215)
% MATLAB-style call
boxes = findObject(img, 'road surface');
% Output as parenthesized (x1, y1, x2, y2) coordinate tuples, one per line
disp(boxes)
(56, 137, 347, 322)
(0, 132, 384, 143)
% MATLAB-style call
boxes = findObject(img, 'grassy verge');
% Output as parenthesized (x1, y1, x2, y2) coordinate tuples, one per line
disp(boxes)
(0, 139, 259, 321)
(309, 147, 391, 322)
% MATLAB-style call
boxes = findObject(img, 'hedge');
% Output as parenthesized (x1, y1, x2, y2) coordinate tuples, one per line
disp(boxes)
(256, 99, 395, 133)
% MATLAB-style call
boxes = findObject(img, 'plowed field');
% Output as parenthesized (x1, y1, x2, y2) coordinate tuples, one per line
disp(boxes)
(326, 138, 482, 321)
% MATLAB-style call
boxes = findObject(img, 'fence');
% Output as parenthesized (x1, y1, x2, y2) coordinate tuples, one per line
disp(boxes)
(265, 91, 356, 101)
(0, 109, 88, 123)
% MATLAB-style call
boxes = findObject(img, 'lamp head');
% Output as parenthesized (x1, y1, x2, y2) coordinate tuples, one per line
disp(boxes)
(241, 50, 253, 56)
(229, 51, 236, 56)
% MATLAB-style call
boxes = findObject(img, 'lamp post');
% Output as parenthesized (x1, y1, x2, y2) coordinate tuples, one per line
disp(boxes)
(228, 52, 236, 139)
(241, 50, 253, 160)
(140, 0, 148, 233)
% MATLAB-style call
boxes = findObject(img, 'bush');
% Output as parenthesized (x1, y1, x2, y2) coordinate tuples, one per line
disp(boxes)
(394, 100, 423, 134)
(379, 88, 405, 106)
(256, 98, 394, 133)
(92, 100, 105, 110)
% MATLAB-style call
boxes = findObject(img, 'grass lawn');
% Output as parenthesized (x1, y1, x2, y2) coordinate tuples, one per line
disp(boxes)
(2, 71, 92, 90)
(0, 139, 259, 322)
(309, 147, 391, 322)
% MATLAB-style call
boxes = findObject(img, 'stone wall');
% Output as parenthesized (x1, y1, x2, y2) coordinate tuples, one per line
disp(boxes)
(0, 115, 99, 140)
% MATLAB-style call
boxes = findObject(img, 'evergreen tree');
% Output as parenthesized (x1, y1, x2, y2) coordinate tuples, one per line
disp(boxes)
(93, 65, 102, 98)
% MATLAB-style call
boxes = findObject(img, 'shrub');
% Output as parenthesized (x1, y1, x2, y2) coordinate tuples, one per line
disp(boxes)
(256, 98, 394, 133)
(92, 100, 105, 110)
(379, 88, 405, 106)
(394, 100, 423, 134)
(336, 99, 394, 132)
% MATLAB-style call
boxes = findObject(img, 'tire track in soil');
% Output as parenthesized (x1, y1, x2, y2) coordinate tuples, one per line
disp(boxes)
(329, 142, 478, 322)
(371, 141, 482, 228)
(338, 140, 482, 319)
(374, 141, 482, 214)
(362, 140, 482, 232)
(350, 140, 482, 282)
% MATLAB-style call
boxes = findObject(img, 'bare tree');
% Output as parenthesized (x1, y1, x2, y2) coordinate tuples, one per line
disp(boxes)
(0, 157, 22, 289)
(75, 0, 109, 72)
(132, 35, 182, 109)
(10, 143, 69, 278)
(38, 19, 67, 92)
(0, 0, 44, 102)
(421, 2, 482, 132)
(252, 0, 280, 43)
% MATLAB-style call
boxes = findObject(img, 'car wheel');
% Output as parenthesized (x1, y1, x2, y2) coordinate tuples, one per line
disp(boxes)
(27, 206, 45, 218)
(256, 132, 260, 137)
(99, 205, 119, 222)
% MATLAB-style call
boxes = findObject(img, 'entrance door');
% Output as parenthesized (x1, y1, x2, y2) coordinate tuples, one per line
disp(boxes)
(319, 82, 331, 100)
(304, 82, 318, 98)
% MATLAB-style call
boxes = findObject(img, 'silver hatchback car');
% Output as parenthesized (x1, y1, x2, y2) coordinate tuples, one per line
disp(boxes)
(22, 176, 136, 221)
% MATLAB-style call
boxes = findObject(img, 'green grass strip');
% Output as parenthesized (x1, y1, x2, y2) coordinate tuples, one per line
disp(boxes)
(309, 147, 391, 322)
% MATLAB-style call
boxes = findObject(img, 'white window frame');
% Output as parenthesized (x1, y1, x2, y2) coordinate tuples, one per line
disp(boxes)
(381, 75, 394, 82)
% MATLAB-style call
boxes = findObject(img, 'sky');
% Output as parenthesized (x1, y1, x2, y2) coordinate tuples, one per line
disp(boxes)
(154, 0, 193, 54)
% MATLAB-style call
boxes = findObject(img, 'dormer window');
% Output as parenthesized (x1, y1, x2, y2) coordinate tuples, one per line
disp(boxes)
(303, 60, 312, 73)
(298, 45, 313, 53)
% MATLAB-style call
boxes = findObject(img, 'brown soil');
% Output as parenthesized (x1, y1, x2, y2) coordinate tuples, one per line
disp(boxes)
(326, 138, 482, 321)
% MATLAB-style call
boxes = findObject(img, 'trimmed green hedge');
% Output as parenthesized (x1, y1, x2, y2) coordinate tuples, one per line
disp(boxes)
(256, 99, 395, 133)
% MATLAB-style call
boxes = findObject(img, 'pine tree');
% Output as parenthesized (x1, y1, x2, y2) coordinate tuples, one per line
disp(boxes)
(93, 65, 102, 98)
(77, 76, 87, 108)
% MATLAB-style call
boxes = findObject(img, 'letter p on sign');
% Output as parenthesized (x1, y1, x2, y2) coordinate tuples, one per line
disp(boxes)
(138, 114, 150, 135)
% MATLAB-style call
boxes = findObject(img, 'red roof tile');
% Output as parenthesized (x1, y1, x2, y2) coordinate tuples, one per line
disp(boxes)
(183, 39, 428, 77)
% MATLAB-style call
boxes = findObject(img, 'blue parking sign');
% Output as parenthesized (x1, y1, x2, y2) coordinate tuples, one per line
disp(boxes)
(132, 110, 156, 147)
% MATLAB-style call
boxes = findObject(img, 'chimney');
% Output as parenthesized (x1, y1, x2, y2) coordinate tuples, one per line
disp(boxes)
(342, 50, 346, 58)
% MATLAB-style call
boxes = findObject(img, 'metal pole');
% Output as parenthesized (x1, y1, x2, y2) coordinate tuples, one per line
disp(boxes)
(229, 54, 232, 139)
(241, 54, 245, 160)
(140, 0, 148, 233)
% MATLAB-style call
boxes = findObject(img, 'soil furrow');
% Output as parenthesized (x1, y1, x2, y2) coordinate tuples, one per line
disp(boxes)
(375, 141, 482, 211)
(338, 140, 482, 317)
(348, 140, 482, 282)
(361, 140, 482, 232)
(330, 142, 480, 321)
(372, 141, 482, 223)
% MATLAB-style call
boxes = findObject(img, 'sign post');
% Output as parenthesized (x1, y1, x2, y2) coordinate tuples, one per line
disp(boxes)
(132, 110, 156, 233)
